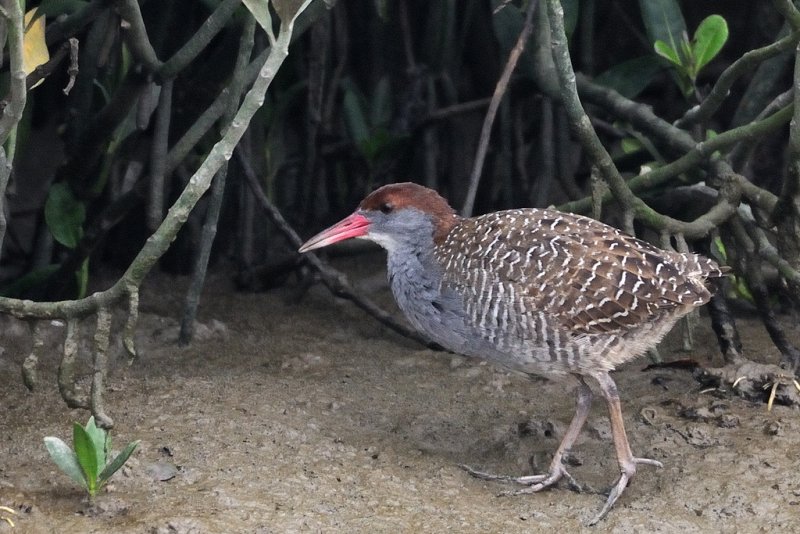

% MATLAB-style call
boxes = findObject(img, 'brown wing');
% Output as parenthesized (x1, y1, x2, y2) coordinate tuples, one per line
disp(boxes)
(436, 209, 722, 337)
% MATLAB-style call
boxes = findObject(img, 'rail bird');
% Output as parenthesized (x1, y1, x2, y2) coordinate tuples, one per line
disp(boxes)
(299, 182, 725, 523)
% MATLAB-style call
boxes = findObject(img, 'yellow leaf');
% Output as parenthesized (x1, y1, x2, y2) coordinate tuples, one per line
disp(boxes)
(23, 8, 50, 81)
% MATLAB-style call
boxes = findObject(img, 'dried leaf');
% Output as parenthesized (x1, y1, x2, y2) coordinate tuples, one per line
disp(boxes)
(23, 8, 50, 82)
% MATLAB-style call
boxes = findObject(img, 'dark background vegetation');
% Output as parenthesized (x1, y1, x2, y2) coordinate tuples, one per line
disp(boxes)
(2, 0, 800, 417)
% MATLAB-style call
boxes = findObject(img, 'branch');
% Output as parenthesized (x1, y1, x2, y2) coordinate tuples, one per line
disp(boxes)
(46, 0, 106, 46)
(546, 0, 735, 238)
(558, 105, 792, 214)
(179, 15, 257, 345)
(0, 13, 303, 319)
(165, 46, 270, 174)
(766, 39, 800, 298)
(157, 0, 242, 81)
(571, 74, 786, 216)
(677, 31, 800, 128)
(116, 0, 243, 82)
(236, 149, 431, 347)
(731, 215, 800, 369)
(774, 0, 800, 31)
(0, 3, 312, 426)
(64, 70, 151, 198)
(115, 0, 162, 72)
(0, 0, 27, 146)
(0, 149, 11, 258)
(147, 80, 174, 230)
(577, 74, 697, 156)
(728, 88, 793, 167)
(461, 3, 535, 217)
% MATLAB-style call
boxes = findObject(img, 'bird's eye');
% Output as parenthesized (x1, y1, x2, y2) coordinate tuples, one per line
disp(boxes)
(379, 202, 394, 214)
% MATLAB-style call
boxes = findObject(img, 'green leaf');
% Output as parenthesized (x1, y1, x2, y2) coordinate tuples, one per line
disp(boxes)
(44, 437, 87, 488)
(595, 56, 664, 98)
(621, 138, 643, 154)
(84, 416, 108, 474)
(45, 183, 85, 249)
(680, 37, 693, 67)
(639, 0, 686, 51)
(711, 236, 727, 263)
(734, 276, 754, 303)
(241, 0, 273, 34)
(654, 40, 681, 66)
(73, 423, 99, 495)
(692, 14, 728, 73)
(98, 441, 140, 485)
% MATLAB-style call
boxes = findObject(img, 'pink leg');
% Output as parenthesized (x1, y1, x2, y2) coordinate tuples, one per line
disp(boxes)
(462, 377, 593, 493)
(589, 371, 662, 525)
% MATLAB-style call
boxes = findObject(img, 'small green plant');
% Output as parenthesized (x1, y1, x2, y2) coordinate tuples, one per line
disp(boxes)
(44, 416, 140, 502)
(653, 14, 729, 97)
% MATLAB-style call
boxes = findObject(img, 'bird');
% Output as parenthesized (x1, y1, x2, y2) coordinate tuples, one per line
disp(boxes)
(299, 182, 726, 524)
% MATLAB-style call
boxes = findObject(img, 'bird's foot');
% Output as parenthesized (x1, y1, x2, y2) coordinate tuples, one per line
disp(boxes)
(588, 456, 663, 526)
(1, 506, 18, 528)
(459, 463, 585, 494)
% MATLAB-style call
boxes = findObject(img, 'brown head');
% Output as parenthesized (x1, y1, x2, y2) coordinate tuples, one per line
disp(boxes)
(298, 183, 460, 253)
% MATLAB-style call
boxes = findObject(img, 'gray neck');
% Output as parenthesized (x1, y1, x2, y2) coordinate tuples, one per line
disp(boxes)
(383, 227, 476, 353)
(386, 229, 442, 306)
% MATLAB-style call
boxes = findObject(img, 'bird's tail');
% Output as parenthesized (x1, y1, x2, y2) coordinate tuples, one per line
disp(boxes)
(670, 252, 729, 280)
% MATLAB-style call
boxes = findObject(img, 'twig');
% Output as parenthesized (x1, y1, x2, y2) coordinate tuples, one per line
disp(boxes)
(461, 3, 536, 217)
(64, 38, 80, 95)
(157, 0, 242, 81)
(546, 0, 739, 238)
(769, 37, 800, 297)
(22, 322, 44, 391)
(236, 148, 431, 347)
(0, 3, 312, 424)
(91, 308, 113, 428)
(147, 80, 173, 231)
(0, 11, 306, 321)
(123, 285, 139, 362)
(23, 38, 70, 91)
(0, 148, 11, 258)
(774, 0, 800, 30)
(61, 67, 151, 197)
(415, 98, 491, 129)
(179, 16, 256, 345)
(302, 12, 330, 224)
(728, 88, 793, 167)
(731, 216, 800, 369)
(59, 319, 89, 408)
(0, 0, 26, 146)
(707, 291, 743, 365)
(562, 75, 788, 217)
(116, 0, 161, 72)
(45, 0, 105, 46)
(165, 46, 270, 175)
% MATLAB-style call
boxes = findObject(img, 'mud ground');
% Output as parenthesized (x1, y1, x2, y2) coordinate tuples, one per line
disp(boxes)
(1, 253, 799, 533)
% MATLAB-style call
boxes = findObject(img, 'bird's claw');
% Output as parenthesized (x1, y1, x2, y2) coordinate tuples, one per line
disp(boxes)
(587, 456, 662, 526)
(459, 463, 581, 493)
(1, 506, 18, 528)
(633, 457, 663, 469)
